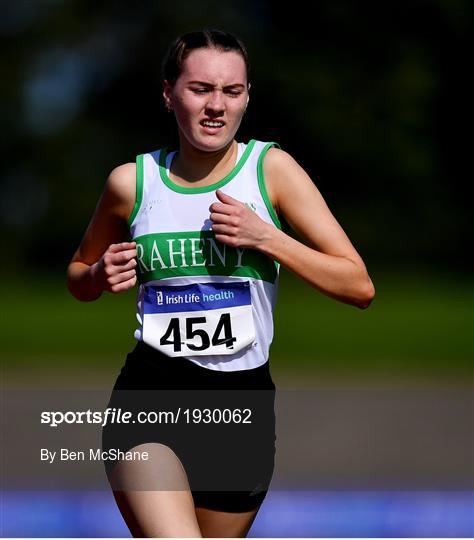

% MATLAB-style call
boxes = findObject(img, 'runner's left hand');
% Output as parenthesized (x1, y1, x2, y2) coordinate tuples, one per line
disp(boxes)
(209, 190, 271, 249)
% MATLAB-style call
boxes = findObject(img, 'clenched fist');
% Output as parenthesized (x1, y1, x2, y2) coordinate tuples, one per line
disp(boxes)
(210, 190, 271, 249)
(94, 241, 138, 293)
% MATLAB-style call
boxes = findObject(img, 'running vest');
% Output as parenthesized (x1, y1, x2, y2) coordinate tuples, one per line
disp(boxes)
(129, 139, 281, 372)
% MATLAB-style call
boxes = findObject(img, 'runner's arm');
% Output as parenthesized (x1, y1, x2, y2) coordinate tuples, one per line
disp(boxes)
(67, 163, 137, 301)
(260, 148, 375, 308)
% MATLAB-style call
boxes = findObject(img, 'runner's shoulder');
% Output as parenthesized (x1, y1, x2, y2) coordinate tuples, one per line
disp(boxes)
(262, 146, 303, 194)
(263, 147, 301, 178)
(106, 162, 136, 205)
(265, 146, 297, 163)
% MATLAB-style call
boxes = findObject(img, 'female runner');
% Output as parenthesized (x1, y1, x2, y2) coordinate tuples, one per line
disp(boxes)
(67, 29, 375, 538)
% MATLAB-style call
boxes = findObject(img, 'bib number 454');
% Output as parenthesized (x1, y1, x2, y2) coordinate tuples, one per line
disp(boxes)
(160, 313, 237, 353)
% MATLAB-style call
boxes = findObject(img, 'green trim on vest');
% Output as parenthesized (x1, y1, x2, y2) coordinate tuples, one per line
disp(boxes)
(257, 143, 282, 229)
(135, 230, 278, 283)
(158, 139, 257, 194)
(128, 154, 144, 226)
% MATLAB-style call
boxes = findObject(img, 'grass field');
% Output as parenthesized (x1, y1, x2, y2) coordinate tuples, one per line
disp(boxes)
(1, 268, 471, 378)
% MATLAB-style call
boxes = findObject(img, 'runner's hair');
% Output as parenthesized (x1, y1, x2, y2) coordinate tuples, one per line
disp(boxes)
(162, 29, 250, 86)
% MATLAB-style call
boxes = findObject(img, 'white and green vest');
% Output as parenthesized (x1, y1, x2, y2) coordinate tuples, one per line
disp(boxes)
(129, 139, 281, 372)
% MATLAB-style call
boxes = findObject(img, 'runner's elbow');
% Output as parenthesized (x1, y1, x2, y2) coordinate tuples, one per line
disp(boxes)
(354, 277, 375, 309)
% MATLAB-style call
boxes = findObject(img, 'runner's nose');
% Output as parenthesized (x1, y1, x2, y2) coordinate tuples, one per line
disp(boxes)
(205, 90, 225, 115)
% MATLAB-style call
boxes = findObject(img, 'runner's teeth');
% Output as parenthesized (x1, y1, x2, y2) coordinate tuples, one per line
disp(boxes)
(202, 121, 224, 127)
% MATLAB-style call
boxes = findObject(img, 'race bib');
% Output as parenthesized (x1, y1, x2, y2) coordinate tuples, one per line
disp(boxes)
(142, 281, 255, 357)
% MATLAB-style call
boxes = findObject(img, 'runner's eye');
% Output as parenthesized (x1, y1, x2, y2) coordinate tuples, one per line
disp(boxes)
(226, 90, 243, 97)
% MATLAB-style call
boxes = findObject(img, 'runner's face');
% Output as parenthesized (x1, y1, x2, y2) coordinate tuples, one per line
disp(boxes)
(164, 48, 249, 152)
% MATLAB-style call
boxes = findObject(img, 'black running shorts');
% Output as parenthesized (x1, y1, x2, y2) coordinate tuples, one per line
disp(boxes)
(102, 340, 276, 512)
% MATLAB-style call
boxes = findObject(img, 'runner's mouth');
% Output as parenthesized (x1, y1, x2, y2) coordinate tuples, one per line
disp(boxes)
(200, 120, 225, 128)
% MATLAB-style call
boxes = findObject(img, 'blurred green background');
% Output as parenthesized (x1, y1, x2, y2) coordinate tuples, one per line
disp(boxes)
(1, 0, 471, 386)
(1, 269, 471, 384)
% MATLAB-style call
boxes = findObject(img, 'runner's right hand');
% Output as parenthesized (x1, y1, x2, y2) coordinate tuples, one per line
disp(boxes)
(93, 242, 137, 293)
